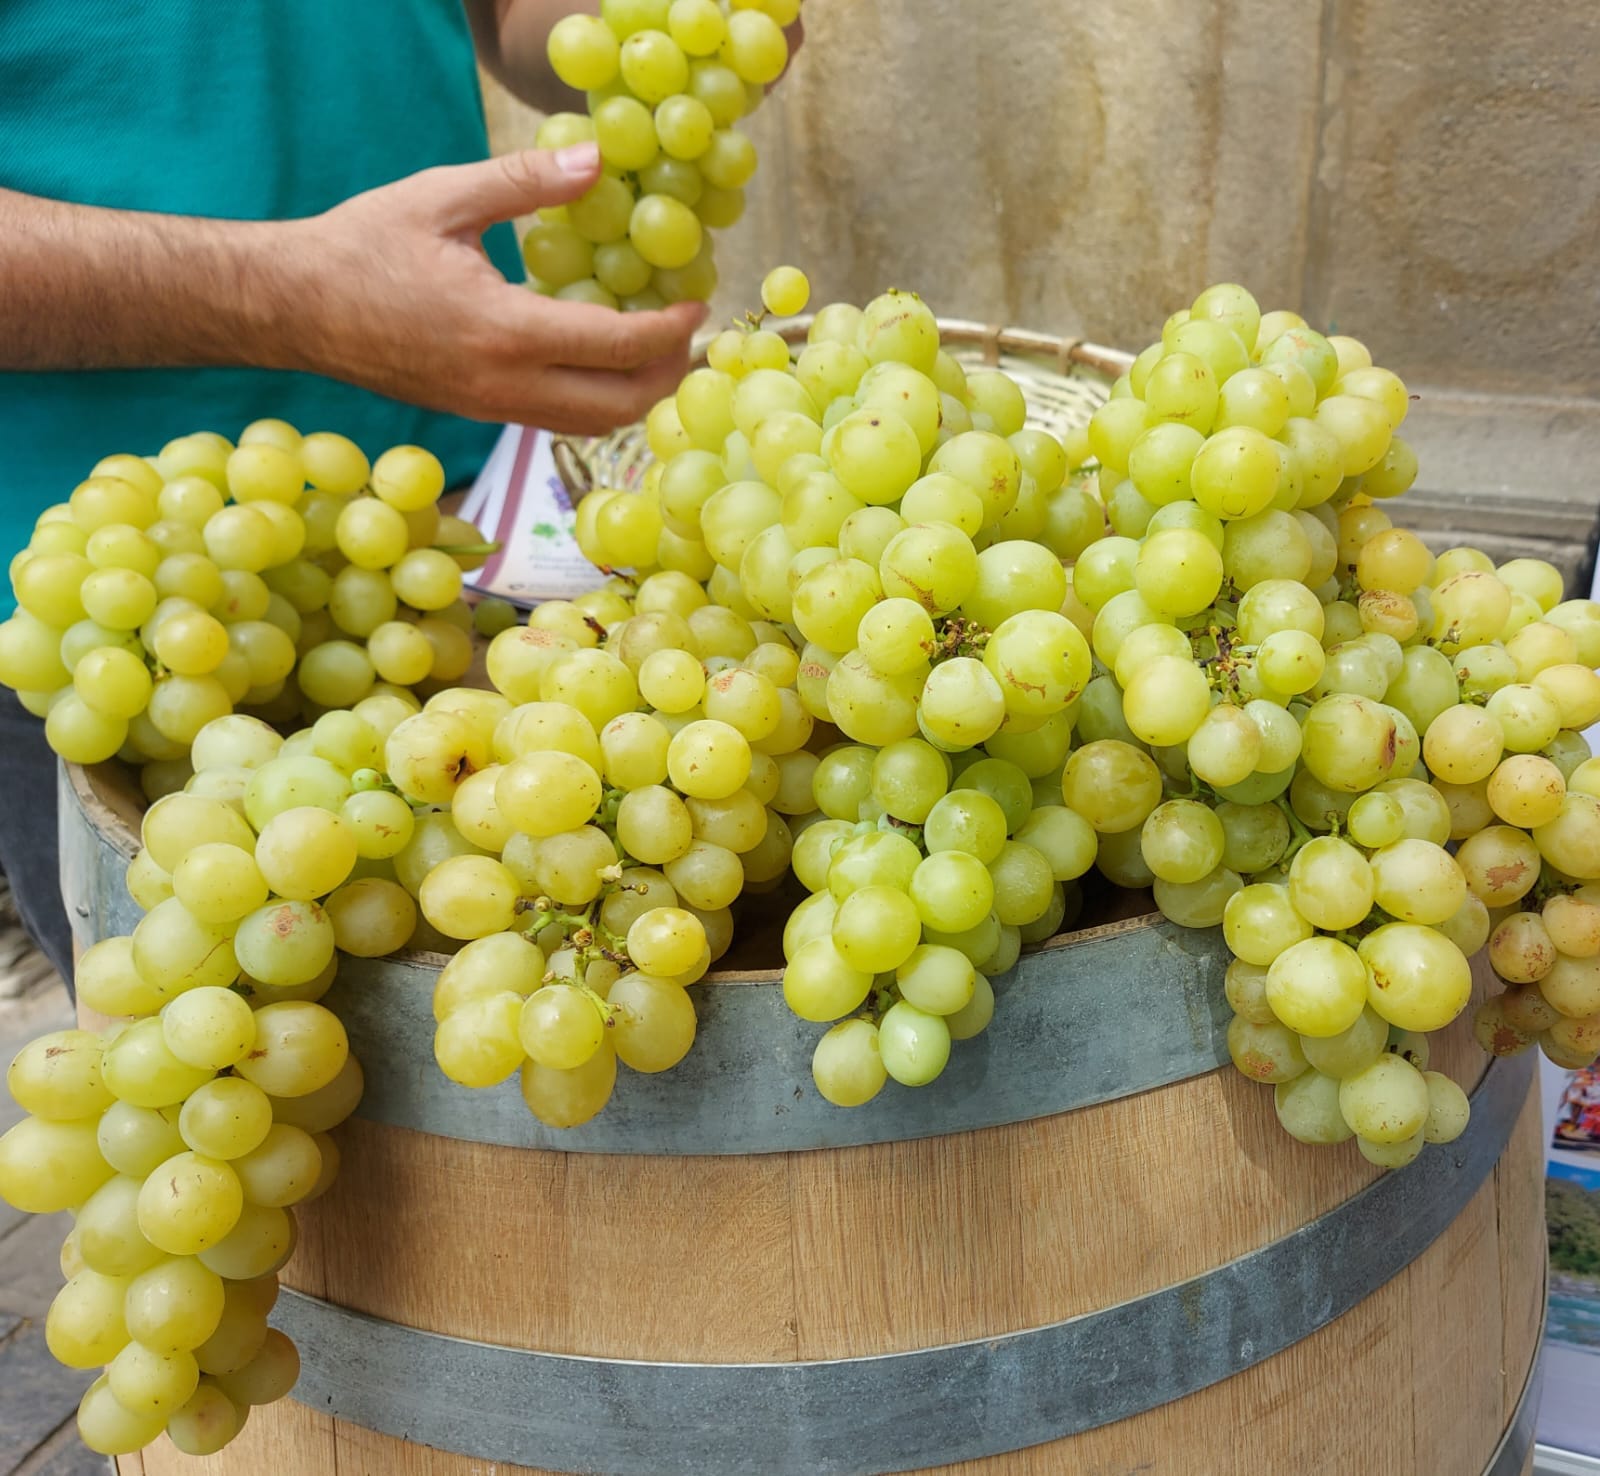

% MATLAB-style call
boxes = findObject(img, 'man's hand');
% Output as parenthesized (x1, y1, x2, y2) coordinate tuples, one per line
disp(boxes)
(285, 142, 704, 435)
(0, 145, 705, 439)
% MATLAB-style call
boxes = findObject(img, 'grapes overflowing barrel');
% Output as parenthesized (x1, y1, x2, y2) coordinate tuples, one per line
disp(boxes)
(4, 270, 1555, 1469)
(60, 753, 1545, 1476)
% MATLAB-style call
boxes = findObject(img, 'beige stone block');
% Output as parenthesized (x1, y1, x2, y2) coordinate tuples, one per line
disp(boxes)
(1304, 0, 1600, 396)
(711, 0, 1323, 350)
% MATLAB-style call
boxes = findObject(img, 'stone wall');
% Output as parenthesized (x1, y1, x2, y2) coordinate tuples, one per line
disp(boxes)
(486, 1, 1599, 398)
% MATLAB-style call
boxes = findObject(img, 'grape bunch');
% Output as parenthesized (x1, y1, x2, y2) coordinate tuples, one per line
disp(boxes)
(527, 0, 802, 310)
(0, 421, 493, 793)
(556, 267, 1108, 1101)
(0, 714, 369, 1458)
(389, 611, 807, 1125)
(562, 268, 1600, 1145)
(1069, 286, 1600, 1166)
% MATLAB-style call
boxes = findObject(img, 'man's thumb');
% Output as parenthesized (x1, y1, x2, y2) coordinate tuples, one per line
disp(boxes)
(436, 144, 603, 230)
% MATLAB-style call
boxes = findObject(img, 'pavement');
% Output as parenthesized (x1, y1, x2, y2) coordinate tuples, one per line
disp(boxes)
(0, 945, 110, 1476)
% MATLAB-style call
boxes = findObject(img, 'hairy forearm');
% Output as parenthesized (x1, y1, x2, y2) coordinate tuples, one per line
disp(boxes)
(471, 0, 596, 113)
(0, 188, 303, 374)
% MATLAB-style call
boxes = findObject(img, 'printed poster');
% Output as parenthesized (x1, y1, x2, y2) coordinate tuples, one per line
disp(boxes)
(1540, 1058, 1600, 1458)
(457, 425, 600, 607)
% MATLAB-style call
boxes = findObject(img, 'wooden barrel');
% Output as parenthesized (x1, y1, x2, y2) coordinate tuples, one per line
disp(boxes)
(59, 759, 1549, 1476)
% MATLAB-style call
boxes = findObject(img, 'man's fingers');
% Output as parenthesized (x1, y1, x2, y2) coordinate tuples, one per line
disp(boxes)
(521, 296, 709, 372)
(429, 145, 604, 232)
(518, 356, 696, 437)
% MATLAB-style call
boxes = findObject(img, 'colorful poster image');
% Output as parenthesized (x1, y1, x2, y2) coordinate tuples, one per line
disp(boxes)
(1540, 1061, 1600, 1461)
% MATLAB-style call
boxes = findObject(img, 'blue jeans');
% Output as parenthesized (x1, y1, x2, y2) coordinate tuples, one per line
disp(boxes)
(0, 687, 75, 987)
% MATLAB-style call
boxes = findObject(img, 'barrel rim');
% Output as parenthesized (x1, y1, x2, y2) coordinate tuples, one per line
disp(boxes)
(63, 758, 1171, 988)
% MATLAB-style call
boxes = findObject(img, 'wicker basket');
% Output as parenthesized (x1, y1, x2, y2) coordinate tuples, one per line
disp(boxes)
(550, 319, 1136, 500)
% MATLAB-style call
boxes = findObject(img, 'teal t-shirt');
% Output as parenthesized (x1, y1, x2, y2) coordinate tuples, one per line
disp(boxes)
(0, 1, 523, 607)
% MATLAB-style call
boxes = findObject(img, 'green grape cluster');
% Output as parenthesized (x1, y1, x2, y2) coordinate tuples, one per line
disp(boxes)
(562, 268, 1600, 1150)
(0, 716, 376, 1458)
(1066, 285, 1600, 1167)
(395, 598, 810, 1125)
(0, 421, 494, 795)
(555, 267, 1109, 1102)
(528, 0, 802, 309)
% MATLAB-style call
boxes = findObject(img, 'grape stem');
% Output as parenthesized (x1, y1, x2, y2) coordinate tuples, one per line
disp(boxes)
(518, 876, 639, 987)
(932, 615, 990, 661)
(1274, 797, 1319, 865)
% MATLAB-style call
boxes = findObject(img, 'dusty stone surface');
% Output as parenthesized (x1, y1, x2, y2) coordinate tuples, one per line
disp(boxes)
(482, 1, 1599, 398)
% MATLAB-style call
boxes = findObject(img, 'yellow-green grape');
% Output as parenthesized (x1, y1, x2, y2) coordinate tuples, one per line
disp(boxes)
(108, 1339, 202, 1418)
(609, 972, 697, 1072)
(254, 807, 358, 900)
(761, 265, 810, 318)
(213, 1326, 300, 1407)
(193, 1280, 272, 1375)
(625, 907, 708, 977)
(472, 597, 521, 640)
(878, 1000, 951, 1087)
(946, 971, 996, 1041)
(669, 0, 727, 54)
(366, 441, 444, 512)
(170, 843, 268, 925)
(178, 1078, 275, 1161)
(520, 1043, 618, 1128)
(137, 1152, 244, 1256)
(594, 94, 660, 171)
(520, 985, 608, 1070)
(435, 991, 526, 1088)
(103, 1017, 216, 1109)
(1298, 1005, 1389, 1080)
(44, 693, 129, 763)
(783, 936, 873, 1022)
(630, 192, 704, 269)
(548, 12, 621, 89)
(326, 877, 417, 957)
(1338, 1054, 1429, 1143)
(268, 1055, 365, 1134)
(233, 900, 337, 988)
(162, 987, 258, 1073)
(47, 1269, 132, 1367)
(166, 1381, 247, 1456)
(720, 8, 788, 82)
(197, 1200, 296, 1280)
(232, 1124, 324, 1207)
(76, 1373, 167, 1456)
(620, 27, 690, 102)
(143, 792, 255, 870)
(5, 1028, 112, 1121)
(811, 1019, 888, 1107)
(299, 431, 370, 495)
(418, 854, 521, 940)
(232, 1002, 349, 1098)
(73, 1175, 166, 1277)
(1421, 1071, 1471, 1144)
(390, 548, 462, 610)
(1264, 936, 1368, 1037)
(1274, 1069, 1354, 1145)
(1356, 915, 1465, 1030)
(1226, 1015, 1307, 1083)
(74, 645, 154, 719)
(337, 790, 415, 866)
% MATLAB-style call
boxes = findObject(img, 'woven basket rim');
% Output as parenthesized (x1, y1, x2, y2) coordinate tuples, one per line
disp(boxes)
(553, 317, 1134, 493)
(695, 314, 1134, 379)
